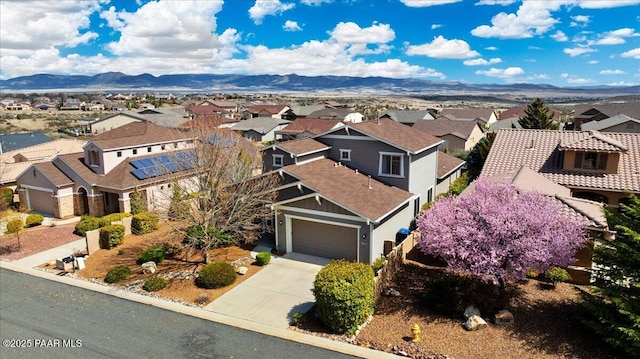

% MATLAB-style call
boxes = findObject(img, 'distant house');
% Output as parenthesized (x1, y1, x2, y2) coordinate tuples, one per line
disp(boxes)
(439, 108, 498, 126)
(306, 108, 364, 123)
(185, 104, 236, 126)
(244, 104, 292, 120)
(91, 108, 188, 134)
(60, 98, 81, 111)
(0, 132, 52, 152)
(482, 129, 640, 206)
(487, 117, 521, 132)
(435, 151, 465, 195)
(379, 110, 435, 126)
(571, 103, 640, 129)
(413, 119, 485, 151)
(580, 114, 640, 133)
(289, 104, 329, 118)
(230, 117, 291, 142)
(275, 118, 343, 141)
(499, 105, 562, 122)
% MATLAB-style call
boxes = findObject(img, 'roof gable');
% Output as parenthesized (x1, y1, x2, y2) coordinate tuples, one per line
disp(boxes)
(413, 118, 482, 139)
(343, 118, 443, 154)
(89, 122, 195, 150)
(558, 130, 627, 152)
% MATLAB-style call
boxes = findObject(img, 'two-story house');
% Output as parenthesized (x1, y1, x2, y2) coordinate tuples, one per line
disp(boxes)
(261, 119, 445, 263)
(16, 122, 199, 219)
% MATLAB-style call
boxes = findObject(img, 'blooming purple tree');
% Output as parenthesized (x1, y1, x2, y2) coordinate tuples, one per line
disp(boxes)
(416, 179, 589, 286)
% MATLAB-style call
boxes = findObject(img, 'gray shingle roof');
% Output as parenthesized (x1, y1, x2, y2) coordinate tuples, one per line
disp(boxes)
(231, 117, 290, 134)
(581, 114, 640, 132)
(348, 119, 443, 154)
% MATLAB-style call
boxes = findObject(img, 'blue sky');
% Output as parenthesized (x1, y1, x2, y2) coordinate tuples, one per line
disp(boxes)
(1, 0, 639, 86)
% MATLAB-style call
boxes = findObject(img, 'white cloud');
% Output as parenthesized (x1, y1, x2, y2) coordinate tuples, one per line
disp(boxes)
(570, 15, 590, 27)
(566, 77, 592, 84)
(399, 0, 462, 7)
(329, 22, 395, 55)
(283, 20, 302, 31)
(475, 0, 517, 5)
(475, 67, 525, 79)
(608, 81, 638, 86)
(574, 0, 640, 9)
(592, 28, 639, 45)
(463, 57, 502, 66)
(563, 46, 596, 57)
(621, 47, 640, 59)
(471, 1, 561, 39)
(431, 24, 443, 30)
(599, 69, 626, 75)
(249, 0, 295, 25)
(588, 60, 599, 64)
(406, 35, 480, 59)
(485, 46, 498, 51)
(301, 0, 332, 5)
(551, 30, 568, 42)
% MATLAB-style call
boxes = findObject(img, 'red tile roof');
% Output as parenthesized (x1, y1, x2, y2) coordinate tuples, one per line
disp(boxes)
(283, 158, 414, 222)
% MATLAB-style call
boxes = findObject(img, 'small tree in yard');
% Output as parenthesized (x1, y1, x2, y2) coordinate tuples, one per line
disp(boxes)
(416, 179, 589, 289)
(6, 218, 24, 251)
(581, 195, 640, 357)
(518, 98, 559, 130)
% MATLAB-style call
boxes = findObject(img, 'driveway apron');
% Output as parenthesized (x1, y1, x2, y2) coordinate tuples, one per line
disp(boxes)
(204, 251, 330, 329)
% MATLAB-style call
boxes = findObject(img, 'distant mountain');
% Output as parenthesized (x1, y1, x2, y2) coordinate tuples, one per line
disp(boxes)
(1, 72, 638, 96)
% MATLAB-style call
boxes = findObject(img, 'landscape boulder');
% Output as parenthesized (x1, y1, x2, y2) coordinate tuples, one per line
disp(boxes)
(236, 266, 248, 275)
(494, 309, 514, 325)
(141, 261, 157, 274)
(464, 315, 487, 331)
(383, 287, 400, 297)
(463, 305, 481, 319)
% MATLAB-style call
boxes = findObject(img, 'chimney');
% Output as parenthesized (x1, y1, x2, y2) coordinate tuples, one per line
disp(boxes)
(368, 175, 372, 189)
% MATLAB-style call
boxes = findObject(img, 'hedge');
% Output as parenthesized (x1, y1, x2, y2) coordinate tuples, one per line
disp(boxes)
(25, 214, 44, 227)
(99, 224, 125, 249)
(131, 212, 159, 235)
(196, 262, 237, 289)
(74, 216, 100, 236)
(313, 260, 375, 334)
(98, 212, 132, 227)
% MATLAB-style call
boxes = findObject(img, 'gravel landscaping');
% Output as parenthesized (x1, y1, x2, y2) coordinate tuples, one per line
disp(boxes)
(0, 224, 82, 261)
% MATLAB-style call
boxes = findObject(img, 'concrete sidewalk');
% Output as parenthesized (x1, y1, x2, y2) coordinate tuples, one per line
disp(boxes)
(12, 238, 87, 268)
(205, 251, 330, 328)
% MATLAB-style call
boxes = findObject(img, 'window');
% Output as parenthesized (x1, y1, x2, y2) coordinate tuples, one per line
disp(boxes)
(147, 147, 152, 153)
(339, 149, 351, 161)
(89, 150, 100, 166)
(379, 152, 404, 177)
(116, 151, 122, 157)
(161, 145, 166, 150)
(174, 143, 179, 149)
(574, 151, 607, 170)
(133, 149, 138, 155)
(413, 197, 421, 217)
(272, 154, 284, 168)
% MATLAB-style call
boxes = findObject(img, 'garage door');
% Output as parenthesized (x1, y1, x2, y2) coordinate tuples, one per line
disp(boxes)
(26, 189, 55, 216)
(291, 219, 357, 261)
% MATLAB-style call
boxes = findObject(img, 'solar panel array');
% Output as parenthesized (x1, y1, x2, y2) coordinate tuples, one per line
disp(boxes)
(130, 151, 196, 180)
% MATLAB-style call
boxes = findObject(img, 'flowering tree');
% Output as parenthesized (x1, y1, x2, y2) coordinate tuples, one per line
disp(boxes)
(416, 179, 589, 286)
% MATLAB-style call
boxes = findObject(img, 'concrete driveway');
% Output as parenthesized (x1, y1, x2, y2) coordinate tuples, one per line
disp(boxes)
(204, 250, 330, 329)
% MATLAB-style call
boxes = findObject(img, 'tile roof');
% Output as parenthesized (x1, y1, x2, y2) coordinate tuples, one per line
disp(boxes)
(267, 138, 331, 156)
(440, 108, 496, 122)
(482, 129, 640, 193)
(282, 158, 414, 222)
(348, 118, 443, 154)
(558, 130, 626, 152)
(581, 114, 640, 131)
(436, 151, 466, 179)
(413, 119, 482, 140)
(90, 122, 195, 150)
(276, 118, 342, 135)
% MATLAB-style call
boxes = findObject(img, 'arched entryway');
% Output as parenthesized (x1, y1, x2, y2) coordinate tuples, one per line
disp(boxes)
(75, 187, 90, 216)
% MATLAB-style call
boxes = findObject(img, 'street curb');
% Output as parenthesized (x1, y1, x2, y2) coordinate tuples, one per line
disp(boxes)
(0, 261, 397, 359)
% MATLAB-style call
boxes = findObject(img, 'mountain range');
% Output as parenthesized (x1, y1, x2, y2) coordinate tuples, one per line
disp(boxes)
(1, 72, 638, 96)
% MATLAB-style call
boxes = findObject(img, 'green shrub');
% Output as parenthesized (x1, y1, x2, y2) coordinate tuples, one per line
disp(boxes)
(526, 268, 540, 279)
(104, 265, 131, 283)
(544, 266, 571, 287)
(142, 276, 167, 292)
(372, 257, 386, 275)
(196, 262, 237, 289)
(448, 171, 471, 196)
(313, 260, 375, 335)
(25, 214, 44, 227)
(129, 187, 146, 215)
(291, 312, 307, 327)
(99, 224, 125, 249)
(185, 225, 234, 249)
(74, 216, 99, 236)
(0, 187, 13, 209)
(137, 246, 165, 264)
(98, 212, 132, 227)
(255, 251, 271, 266)
(131, 212, 159, 235)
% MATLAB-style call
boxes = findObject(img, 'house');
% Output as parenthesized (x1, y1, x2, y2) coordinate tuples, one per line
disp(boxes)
(60, 98, 81, 111)
(487, 117, 521, 132)
(499, 105, 562, 122)
(185, 104, 237, 126)
(476, 165, 610, 284)
(230, 117, 290, 142)
(481, 129, 640, 206)
(244, 104, 293, 120)
(289, 104, 329, 118)
(306, 108, 364, 123)
(435, 151, 465, 195)
(439, 108, 498, 126)
(580, 114, 640, 133)
(379, 110, 435, 126)
(274, 118, 343, 141)
(91, 108, 188, 134)
(571, 103, 640, 129)
(412, 119, 485, 151)
(262, 118, 445, 263)
(16, 122, 199, 219)
(0, 132, 52, 152)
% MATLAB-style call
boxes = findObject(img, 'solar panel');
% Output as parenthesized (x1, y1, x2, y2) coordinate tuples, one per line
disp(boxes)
(130, 151, 197, 180)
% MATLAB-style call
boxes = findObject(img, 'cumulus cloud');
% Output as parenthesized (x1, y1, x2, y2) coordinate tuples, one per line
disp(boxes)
(283, 20, 302, 31)
(475, 67, 525, 79)
(588, 60, 599, 64)
(301, 0, 332, 5)
(570, 15, 590, 27)
(551, 30, 568, 42)
(475, 0, 517, 5)
(599, 69, 625, 75)
(485, 46, 498, 51)
(564, 46, 596, 57)
(463, 57, 502, 66)
(574, 0, 640, 9)
(329, 22, 395, 55)
(431, 24, 443, 30)
(471, 1, 560, 39)
(399, 0, 462, 7)
(406, 35, 480, 59)
(621, 47, 640, 59)
(249, 0, 295, 25)
(591, 28, 639, 45)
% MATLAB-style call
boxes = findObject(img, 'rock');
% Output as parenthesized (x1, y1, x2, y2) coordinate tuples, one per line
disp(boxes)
(383, 287, 400, 297)
(463, 305, 481, 319)
(494, 309, 514, 325)
(236, 266, 248, 275)
(141, 261, 157, 274)
(464, 315, 487, 331)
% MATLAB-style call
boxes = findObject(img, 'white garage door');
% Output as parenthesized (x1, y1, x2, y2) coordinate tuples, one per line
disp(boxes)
(26, 189, 55, 216)
(291, 219, 357, 261)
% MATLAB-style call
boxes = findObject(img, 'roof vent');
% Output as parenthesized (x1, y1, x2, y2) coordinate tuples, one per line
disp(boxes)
(355, 169, 359, 174)
(368, 175, 372, 189)
(528, 139, 534, 149)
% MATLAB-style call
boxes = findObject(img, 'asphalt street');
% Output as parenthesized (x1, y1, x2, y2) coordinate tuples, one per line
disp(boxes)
(0, 269, 358, 359)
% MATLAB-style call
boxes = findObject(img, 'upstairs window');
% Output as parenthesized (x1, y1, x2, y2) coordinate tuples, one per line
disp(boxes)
(379, 152, 404, 177)
(133, 149, 138, 155)
(574, 151, 607, 170)
(339, 149, 351, 161)
(272, 154, 284, 168)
